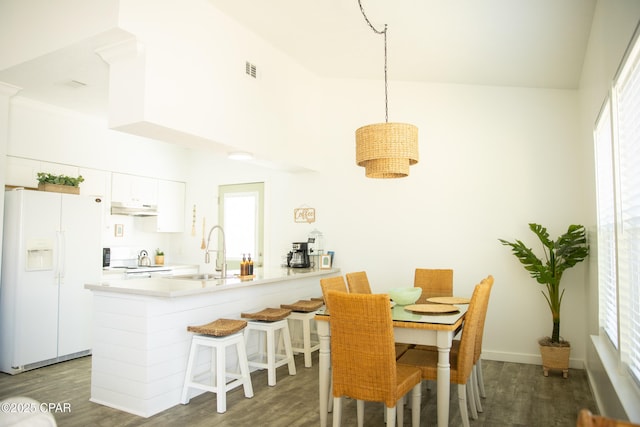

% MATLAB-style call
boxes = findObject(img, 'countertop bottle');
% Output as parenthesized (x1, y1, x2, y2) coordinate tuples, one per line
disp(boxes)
(247, 253, 254, 275)
(241, 253, 247, 276)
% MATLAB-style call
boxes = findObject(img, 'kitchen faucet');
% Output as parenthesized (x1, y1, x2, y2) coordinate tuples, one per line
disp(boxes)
(205, 225, 227, 278)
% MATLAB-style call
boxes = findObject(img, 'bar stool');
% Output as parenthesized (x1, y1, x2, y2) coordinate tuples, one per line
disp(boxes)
(241, 308, 297, 386)
(280, 299, 323, 368)
(181, 318, 254, 413)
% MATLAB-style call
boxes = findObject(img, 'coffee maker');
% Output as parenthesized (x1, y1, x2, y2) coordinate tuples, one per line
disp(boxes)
(287, 242, 310, 268)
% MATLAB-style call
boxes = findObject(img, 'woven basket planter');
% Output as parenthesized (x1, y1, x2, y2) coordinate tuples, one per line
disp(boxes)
(539, 343, 571, 378)
(38, 183, 80, 195)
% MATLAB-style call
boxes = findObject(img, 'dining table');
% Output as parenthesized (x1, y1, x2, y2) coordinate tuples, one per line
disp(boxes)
(315, 302, 468, 427)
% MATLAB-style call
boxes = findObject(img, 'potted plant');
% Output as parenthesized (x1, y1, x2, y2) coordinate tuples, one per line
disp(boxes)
(37, 172, 84, 195)
(499, 223, 589, 378)
(155, 248, 165, 266)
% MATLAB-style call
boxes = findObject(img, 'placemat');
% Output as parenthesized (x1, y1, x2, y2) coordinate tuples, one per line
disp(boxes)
(426, 296, 470, 305)
(404, 304, 460, 314)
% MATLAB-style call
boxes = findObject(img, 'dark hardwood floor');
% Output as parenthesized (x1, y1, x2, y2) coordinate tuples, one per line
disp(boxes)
(0, 354, 597, 426)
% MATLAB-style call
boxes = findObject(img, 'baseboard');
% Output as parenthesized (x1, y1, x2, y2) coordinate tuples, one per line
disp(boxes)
(482, 349, 585, 369)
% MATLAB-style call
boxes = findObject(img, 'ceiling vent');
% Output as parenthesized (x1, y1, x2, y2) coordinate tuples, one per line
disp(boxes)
(245, 61, 257, 78)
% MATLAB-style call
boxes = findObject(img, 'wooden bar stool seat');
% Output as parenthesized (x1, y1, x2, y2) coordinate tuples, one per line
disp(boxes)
(181, 318, 254, 413)
(281, 299, 323, 367)
(241, 308, 297, 386)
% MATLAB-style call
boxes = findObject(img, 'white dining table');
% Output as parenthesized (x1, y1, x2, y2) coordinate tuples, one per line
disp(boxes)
(315, 303, 467, 427)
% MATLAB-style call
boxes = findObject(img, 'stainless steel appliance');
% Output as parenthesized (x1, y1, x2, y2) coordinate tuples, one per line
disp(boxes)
(288, 242, 310, 268)
(103, 247, 111, 267)
(138, 250, 151, 267)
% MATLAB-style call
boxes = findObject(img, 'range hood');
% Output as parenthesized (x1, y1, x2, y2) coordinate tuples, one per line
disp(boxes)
(110, 201, 158, 216)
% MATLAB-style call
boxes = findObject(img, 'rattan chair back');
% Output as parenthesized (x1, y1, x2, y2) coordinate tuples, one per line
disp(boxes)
(452, 278, 491, 382)
(473, 275, 494, 362)
(413, 268, 453, 303)
(577, 409, 640, 427)
(345, 271, 372, 294)
(320, 276, 348, 311)
(326, 291, 420, 408)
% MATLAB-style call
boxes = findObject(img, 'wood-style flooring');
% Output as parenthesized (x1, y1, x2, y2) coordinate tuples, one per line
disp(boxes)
(0, 353, 598, 426)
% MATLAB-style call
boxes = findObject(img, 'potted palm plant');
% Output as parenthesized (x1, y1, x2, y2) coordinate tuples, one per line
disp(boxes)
(499, 223, 589, 378)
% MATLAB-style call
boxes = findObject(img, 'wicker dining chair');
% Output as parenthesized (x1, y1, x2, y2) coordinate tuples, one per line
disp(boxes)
(344, 271, 411, 359)
(345, 271, 372, 294)
(320, 276, 348, 310)
(413, 268, 454, 303)
(577, 409, 640, 427)
(326, 291, 422, 427)
(397, 276, 492, 427)
(415, 275, 494, 412)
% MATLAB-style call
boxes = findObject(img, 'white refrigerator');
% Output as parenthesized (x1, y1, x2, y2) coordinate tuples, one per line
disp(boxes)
(0, 188, 102, 374)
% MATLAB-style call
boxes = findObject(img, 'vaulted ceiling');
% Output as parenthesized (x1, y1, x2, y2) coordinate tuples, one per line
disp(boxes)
(0, 0, 597, 117)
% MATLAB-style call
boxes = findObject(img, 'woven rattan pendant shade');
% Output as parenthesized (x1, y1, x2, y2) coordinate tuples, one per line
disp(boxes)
(356, 122, 419, 178)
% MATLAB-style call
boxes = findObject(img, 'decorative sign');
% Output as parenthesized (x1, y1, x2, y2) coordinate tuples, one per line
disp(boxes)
(294, 207, 316, 223)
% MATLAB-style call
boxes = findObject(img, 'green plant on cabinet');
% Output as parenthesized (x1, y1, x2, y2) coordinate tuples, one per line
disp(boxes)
(37, 172, 85, 187)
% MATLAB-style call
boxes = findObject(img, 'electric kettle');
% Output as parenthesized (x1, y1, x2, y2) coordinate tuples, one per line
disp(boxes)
(138, 250, 151, 267)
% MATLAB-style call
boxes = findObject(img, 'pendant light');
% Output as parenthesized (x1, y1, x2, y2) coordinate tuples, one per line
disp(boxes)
(355, 0, 418, 178)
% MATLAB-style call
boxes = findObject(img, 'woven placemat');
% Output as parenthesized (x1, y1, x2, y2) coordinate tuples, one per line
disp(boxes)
(280, 299, 324, 312)
(187, 318, 247, 336)
(404, 304, 460, 314)
(426, 296, 470, 305)
(310, 296, 324, 302)
(241, 307, 291, 321)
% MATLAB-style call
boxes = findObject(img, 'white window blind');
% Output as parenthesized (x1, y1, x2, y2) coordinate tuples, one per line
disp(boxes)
(614, 36, 640, 383)
(596, 25, 640, 386)
(594, 100, 618, 348)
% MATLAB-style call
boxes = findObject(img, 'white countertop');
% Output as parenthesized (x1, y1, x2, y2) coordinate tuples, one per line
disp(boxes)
(101, 264, 197, 274)
(86, 267, 341, 298)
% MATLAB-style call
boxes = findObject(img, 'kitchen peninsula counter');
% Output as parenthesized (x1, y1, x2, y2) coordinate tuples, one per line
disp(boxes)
(85, 267, 340, 418)
(87, 267, 338, 298)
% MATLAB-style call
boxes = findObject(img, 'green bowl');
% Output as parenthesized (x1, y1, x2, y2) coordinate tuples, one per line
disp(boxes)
(387, 287, 422, 305)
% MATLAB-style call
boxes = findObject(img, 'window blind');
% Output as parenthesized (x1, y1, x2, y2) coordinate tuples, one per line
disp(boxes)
(615, 40, 640, 382)
(594, 100, 618, 348)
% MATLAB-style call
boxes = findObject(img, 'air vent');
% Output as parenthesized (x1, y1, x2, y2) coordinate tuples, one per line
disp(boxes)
(245, 61, 257, 78)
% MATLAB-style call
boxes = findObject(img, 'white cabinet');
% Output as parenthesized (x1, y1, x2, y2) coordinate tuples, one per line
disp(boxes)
(145, 180, 186, 232)
(79, 168, 110, 197)
(111, 173, 158, 206)
(5, 157, 39, 187)
(5, 157, 79, 189)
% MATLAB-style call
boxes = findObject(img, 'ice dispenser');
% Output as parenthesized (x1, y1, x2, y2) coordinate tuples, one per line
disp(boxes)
(26, 239, 54, 271)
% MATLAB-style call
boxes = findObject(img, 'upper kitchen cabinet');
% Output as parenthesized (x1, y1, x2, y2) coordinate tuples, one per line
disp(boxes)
(5, 157, 79, 189)
(5, 157, 39, 188)
(78, 168, 110, 198)
(111, 173, 158, 206)
(147, 180, 185, 233)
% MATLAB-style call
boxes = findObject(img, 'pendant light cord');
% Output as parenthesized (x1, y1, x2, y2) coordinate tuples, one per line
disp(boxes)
(358, 0, 388, 123)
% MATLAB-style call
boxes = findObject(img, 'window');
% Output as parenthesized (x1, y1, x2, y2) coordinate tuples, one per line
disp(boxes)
(594, 25, 640, 386)
(218, 182, 264, 271)
(594, 100, 618, 348)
